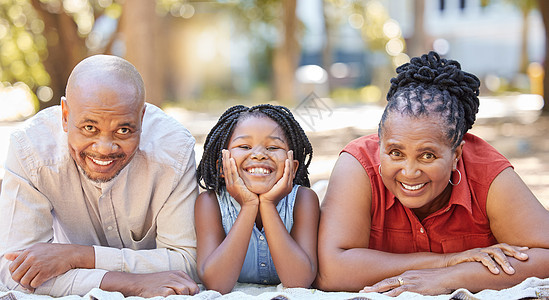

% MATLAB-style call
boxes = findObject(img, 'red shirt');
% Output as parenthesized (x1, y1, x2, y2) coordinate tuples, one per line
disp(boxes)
(342, 133, 512, 254)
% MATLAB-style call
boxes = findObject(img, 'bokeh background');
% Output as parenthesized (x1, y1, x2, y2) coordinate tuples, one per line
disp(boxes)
(1, 0, 548, 204)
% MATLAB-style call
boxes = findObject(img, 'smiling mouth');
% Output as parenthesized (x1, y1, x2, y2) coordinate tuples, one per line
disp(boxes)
(245, 167, 272, 174)
(90, 157, 114, 166)
(401, 182, 426, 191)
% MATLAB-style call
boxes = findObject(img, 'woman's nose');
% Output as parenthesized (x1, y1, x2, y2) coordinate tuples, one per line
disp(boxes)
(401, 161, 420, 177)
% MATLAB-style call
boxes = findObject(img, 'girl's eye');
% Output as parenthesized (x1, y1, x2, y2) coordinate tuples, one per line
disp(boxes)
(267, 146, 280, 150)
(117, 128, 131, 135)
(238, 145, 251, 149)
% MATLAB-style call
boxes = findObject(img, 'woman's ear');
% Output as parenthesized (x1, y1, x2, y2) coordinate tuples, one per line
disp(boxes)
(453, 140, 466, 170)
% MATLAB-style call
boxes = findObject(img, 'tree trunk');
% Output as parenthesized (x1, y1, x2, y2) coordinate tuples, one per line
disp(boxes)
(120, 0, 165, 107)
(273, 0, 299, 103)
(322, 1, 333, 92)
(519, 7, 529, 74)
(31, 0, 87, 110)
(408, 0, 426, 58)
(538, 0, 549, 113)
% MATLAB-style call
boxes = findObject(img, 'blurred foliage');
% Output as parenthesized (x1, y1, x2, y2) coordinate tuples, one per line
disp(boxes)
(0, 1, 49, 91)
(0, 0, 124, 109)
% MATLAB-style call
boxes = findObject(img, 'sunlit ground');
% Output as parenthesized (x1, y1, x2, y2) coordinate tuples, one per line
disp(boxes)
(1, 92, 547, 209)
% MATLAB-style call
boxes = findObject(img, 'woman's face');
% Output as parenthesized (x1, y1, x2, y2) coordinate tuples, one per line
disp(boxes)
(379, 113, 463, 215)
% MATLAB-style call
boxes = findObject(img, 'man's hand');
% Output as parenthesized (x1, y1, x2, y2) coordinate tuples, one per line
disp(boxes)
(5, 243, 94, 290)
(101, 270, 200, 297)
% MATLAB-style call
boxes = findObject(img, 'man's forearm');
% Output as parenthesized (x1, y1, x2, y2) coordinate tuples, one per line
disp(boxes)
(70, 245, 95, 269)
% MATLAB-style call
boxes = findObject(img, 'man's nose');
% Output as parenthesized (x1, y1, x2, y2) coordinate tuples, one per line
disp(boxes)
(92, 136, 119, 155)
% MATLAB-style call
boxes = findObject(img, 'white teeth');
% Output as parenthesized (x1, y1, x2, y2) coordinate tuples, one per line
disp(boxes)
(91, 157, 113, 166)
(401, 182, 426, 191)
(247, 167, 271, 174)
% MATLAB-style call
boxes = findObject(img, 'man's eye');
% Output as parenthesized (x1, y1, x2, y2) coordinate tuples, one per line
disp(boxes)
(117, 128, 130, 134)
(84, 125, 96, 132)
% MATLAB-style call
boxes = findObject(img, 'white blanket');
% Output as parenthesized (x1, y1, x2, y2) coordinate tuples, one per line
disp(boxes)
(1, 277, 549, 300)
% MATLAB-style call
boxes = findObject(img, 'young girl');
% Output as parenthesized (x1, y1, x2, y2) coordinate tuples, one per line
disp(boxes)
(195, 104, 319, 294)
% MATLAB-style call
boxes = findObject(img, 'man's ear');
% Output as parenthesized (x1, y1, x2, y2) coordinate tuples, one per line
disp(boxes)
(453, 140, 465, 170)
(141, 105, 146, 124)
(61, 96, 69, 132)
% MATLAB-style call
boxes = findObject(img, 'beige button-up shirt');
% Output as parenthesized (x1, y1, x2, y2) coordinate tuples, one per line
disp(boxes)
(0, 104, 198, 296)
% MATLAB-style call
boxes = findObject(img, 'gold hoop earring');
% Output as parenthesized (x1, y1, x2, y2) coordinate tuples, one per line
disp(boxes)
(449, 169, 461, 186)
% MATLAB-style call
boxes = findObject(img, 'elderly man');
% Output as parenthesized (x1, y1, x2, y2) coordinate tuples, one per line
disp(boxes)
(0, 55, 199, 297)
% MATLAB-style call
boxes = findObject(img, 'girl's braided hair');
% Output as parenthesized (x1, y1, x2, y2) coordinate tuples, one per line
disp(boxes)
(197, 104, 313, 193)
(379, 51, 481, 149)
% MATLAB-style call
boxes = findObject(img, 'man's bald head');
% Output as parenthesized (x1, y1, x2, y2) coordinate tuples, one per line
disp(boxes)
(66, 55, 145, 107)
(61, 55, 147, 183)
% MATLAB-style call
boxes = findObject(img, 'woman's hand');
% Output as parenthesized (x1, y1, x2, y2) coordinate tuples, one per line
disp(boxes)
(222, 149, 259, 207)
(444, 243, 529, 275)
(360, 268, 454, 296)
(259, 150, 296, 205)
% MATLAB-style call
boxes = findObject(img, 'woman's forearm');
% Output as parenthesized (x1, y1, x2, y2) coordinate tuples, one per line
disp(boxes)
(316, 247, 453, 292)
(451, 247, 549, 292)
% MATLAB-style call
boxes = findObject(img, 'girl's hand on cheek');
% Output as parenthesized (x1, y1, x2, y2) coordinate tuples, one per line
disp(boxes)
(259, 150, 295, 205)
(222, 149, 259, 207)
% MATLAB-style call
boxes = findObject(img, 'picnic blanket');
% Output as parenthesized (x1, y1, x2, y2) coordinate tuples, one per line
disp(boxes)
(2, 277, 549, 300)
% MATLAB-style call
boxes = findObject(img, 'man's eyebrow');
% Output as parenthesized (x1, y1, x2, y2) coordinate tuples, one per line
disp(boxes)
(79, 119, 98, 124)
(118, 122, 138, 129)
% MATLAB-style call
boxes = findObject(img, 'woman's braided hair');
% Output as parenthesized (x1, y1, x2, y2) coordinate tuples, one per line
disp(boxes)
(379, 51, 481, 149)
(197, 104, 313, 193)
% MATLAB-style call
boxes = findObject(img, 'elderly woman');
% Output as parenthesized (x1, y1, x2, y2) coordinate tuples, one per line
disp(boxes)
(315, 51, 549, 296)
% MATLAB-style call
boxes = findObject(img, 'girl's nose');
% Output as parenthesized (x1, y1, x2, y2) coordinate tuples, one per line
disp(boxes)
(250, 148, 267, 160)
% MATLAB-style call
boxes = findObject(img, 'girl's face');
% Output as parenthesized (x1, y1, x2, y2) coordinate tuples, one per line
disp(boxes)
(379, 113, 463, 216)
(226, 115, 295, 194)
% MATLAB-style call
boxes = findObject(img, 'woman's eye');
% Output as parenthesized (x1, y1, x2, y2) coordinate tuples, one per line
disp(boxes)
(389, 150, 401, 157)
(422, 153, 435, 160)
(238, 145, 251, 149)
(117, 128, 130, 135)
(267, 146, 280, 150)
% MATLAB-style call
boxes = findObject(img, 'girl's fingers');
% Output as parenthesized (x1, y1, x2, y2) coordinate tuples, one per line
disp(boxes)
(222, 150, 234, 186)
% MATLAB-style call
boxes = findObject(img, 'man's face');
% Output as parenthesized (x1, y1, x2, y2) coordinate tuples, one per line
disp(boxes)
(62, 77, 144, 183)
